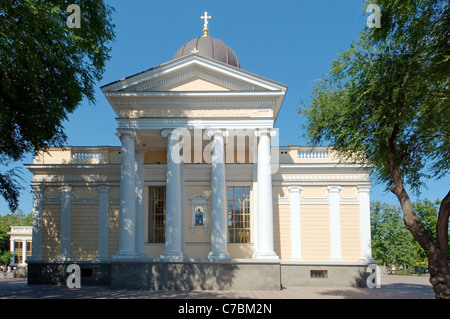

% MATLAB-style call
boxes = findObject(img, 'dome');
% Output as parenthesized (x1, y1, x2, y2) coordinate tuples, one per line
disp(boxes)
(173, 36, 241, 68)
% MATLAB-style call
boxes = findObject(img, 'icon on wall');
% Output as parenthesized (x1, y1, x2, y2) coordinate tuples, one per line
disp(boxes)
(189, 194, 209, 232)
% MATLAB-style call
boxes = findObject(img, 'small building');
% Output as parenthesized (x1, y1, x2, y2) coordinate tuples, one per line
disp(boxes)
(7, 226, 32, 266)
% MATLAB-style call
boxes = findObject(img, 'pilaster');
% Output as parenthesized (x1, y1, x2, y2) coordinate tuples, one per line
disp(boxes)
(97, 185, 110, 261)
(289, 186, 303, 261)
(359, 185, 372, 263)
(59, 185, 72, 260)
(29, 185, 44, 261)
(328, 186, 342, 262)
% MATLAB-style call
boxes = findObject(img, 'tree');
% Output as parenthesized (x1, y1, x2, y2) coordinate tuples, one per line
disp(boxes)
(0, 0, 115, 211)
(371, 199, 449, 273)
(300, 0, 449, 298)
(371, 201, 405, 268)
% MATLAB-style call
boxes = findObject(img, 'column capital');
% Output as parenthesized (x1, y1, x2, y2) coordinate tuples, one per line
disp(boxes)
(116, 129, 137, 140)
(358, 185, 371, 193)
(59, 185, 72, 194)
(161, 128, 184, 139)
(254, 128, 276, 138)
(327, 185, 342, 193)
(288, 185, 302, 193)
(206, 129, 229, 139)
(97, 184, 110, 193)
(31, 184, 44, 193)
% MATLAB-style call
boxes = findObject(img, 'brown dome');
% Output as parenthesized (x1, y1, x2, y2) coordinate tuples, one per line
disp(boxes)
(173, 36, 241, 68)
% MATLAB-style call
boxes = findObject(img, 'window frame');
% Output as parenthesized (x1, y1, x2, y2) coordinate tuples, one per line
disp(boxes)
(227, 186, 251, 243)
(147, 186, 166, 243)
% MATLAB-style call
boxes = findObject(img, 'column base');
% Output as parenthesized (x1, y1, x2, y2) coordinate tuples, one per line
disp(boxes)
(160, 252, 185, 262)
(112, 251, 141, 260)
(208, 251, 231, 261)
(252, 251, 279, 260)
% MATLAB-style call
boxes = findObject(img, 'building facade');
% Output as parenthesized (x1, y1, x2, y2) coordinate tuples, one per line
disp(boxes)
(25, 23, 373, 289)
(8, 226, 32, 266)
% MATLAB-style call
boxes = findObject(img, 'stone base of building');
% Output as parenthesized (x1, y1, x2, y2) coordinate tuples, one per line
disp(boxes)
(27, 261, 111, 286)
(27, 260, 371, 290)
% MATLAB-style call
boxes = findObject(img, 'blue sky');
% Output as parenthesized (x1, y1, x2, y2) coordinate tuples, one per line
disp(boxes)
(2, 0, 448, 215)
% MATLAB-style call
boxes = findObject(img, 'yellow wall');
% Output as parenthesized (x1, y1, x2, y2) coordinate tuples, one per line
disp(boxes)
(300, 204, 331, 262)
(340, 204, 361, 262)
(42, 204, 61, 260)
(37, 184, 363, 263)
(273, 204, 291, 260)
(71, 204, 99, 260)
(108, 204, 120, 258)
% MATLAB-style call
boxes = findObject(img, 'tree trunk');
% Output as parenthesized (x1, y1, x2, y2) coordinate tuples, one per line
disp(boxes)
(387, 125, 450, 299)
(428, 191, 450, 299)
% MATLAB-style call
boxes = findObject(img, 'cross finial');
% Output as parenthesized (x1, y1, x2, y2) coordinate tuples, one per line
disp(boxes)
(201, 11, 211, 37)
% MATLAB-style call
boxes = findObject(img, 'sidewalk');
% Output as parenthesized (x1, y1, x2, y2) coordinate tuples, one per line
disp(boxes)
(0, 274, 435, 299)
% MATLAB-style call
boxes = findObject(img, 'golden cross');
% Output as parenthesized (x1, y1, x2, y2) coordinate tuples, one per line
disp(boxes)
(201, 11, 211, 36)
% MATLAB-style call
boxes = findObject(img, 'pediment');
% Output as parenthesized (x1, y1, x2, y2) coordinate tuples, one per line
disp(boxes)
(101, 54, 288, 120)
(101, 54, 287, 94)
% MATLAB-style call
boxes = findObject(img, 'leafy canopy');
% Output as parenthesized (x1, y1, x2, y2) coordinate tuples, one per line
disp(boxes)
(0, 0, 115, 211)
(300, 0, 449, 193)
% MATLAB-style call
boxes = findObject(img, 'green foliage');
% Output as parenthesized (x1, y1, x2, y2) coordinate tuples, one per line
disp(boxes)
(0, 251, 13, 266)
(371, 199, 450, 270)
(0, 0, 116, 211)
(299, 0, 449, 194)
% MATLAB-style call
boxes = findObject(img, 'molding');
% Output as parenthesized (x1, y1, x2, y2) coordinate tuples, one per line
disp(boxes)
(280, 174, 369, 181)
(300, 201, 330, 205)
(117, 118, 275, 130)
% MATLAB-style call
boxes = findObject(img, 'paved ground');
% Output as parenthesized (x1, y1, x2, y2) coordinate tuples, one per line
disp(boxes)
(0, 274, 435, 299)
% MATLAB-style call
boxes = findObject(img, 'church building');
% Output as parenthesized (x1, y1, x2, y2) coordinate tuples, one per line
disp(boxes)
(26, 13, 373, 290)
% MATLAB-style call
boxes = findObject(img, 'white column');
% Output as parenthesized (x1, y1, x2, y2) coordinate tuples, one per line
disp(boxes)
(22, 240, 27, 265)
(113, 129, 139, 259)
(253, 129, 279, 260)
(160, 129, 184, 261)
(289, 186, 303, 261)
(328, 186, 342, 261)
(97, 185, 110, 261)
(29, 185, 43, 261)
(207, 130, 230, 261)
(359, 185, 372, 262)
(252, 151, 258, 254)
(180, 160, 186, 257)
(59, 185, 72, 260)
(10, 239, 15, 265)
(135, 149, 146, 258)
